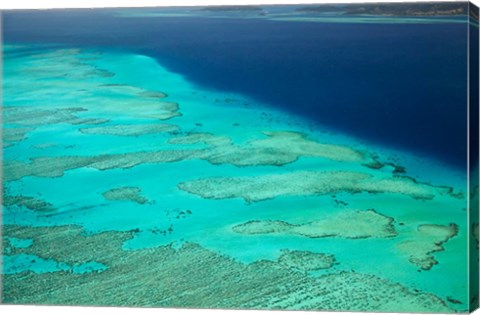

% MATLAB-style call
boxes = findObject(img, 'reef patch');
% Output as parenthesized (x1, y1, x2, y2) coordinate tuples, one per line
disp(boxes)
(102, 187, 150, 205)
(178, 171, 442, 202)
(232, 209, 397, 239)
(168, 132, 232, 147)
(2, 149, 198, 182)
(3, 127, 34, 147)
(277, 249, 336, 271)
(171, 131, 368, 166)
(112, 101, 182, 121)
(2, 195, 55, 212)
(3, 106, 109, 127)
(97, 83, 167, 99)
(3, 132, 387, 182)
(397, 223, 458, 270)
(79, 123, 179, 136)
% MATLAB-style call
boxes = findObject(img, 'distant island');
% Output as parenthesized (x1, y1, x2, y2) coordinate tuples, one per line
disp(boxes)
(296, 2, 468, 16)
(201, 5, 264, 12)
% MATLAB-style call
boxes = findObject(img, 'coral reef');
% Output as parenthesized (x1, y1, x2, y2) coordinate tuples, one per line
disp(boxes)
(3, 127, 34, 147)
(167, 132, 232, 147)
(246, 131, 365, 162)
(232, 209, 397, 239)
(79, 123, 179, 136)
(31, 143, 59, 149)
(2, 150, 197, 182)
(3, 132, 377, 181)
(3, 106, 108, 127)
(102, 187, 149, 204)
(397, 223, 458, 270)
(1, 224, 452, 312)
(111, 101, 182, 121)
(3, 48, 179, 127)
(201, 131, 366, 165)
(2, 195, 55, 212)
(178, 171, 443, 202)
(97, 84, 167, 99)
(170, 131, 367, 166)
(277, 249, 336, 271)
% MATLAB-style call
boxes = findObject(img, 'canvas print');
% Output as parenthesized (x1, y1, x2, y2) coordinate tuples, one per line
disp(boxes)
(1, 1, 479, 313)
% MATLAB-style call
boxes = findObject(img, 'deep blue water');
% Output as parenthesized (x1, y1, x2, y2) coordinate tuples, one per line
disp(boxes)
(1, 8, 469, 168)
(470, 6, 479, 167)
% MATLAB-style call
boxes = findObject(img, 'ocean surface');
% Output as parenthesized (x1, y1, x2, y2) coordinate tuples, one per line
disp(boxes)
(1, 5, 477, 312)
(2, 7, 469, 168)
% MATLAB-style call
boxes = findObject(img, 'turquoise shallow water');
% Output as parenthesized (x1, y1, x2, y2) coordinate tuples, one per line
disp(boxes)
(1, 44, 470, 311)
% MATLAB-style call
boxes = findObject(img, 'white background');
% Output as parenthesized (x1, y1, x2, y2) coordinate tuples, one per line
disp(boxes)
(0, 0, 479, 315)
